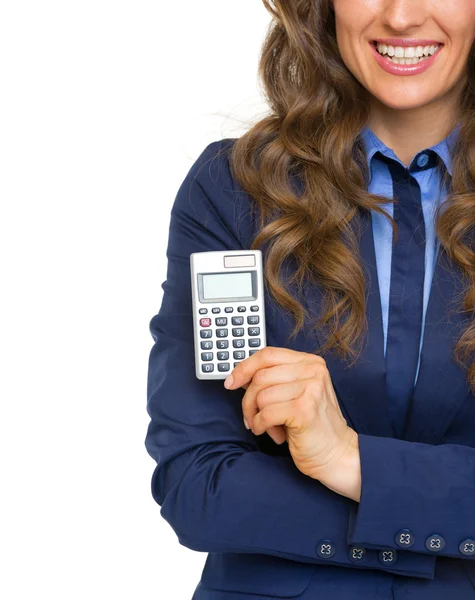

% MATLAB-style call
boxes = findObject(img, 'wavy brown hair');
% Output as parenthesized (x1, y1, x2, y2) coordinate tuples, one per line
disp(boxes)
(227, 0, 475, 392)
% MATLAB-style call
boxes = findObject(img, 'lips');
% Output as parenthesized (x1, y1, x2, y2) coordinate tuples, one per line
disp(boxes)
(369, 39, 443, 75)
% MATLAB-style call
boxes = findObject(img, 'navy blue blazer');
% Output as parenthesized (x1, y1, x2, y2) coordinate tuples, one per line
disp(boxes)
(145, 139, 475, 600)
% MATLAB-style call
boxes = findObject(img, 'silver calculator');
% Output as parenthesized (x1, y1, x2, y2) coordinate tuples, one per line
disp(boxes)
(190, 249, 267, 379)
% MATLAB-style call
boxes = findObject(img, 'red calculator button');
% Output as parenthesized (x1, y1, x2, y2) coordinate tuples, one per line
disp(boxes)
(200, 318, 211, 327)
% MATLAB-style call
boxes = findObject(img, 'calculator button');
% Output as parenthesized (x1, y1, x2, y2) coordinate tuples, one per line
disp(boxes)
(199, 308, 208, 315)
(218, 363, 230, 372)
(247, 316, 259, 325)
(233, 362, 241, 368)
(212, 307, 221, 314)
(233, 339, 245, 348)
(248, 338, 260, 347)
(217, 351, 229, 361)
(237, 306, 246, 312)
(233, 350, 246, 360)
(200, 329, 212, 339)
(217, 340, 229, 349)
(249, 350, 259, 356)
(215, 317, 228, 326)
(232, 328, 245, 337)
(201, 352, 213, 361)
(200, 318, 211, 327)
(216, 328, 228, 338)
(202, 364, 214, 373)
(224, 307, 233, 313)
(250, 305, 259, 312)
(231, 316, 244, 325)
(201, 340, 213, 350)
(248, 327, 260, 336)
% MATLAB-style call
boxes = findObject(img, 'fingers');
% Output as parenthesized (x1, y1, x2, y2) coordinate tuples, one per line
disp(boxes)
(243, 378, 307, 430)
(241, 360, 324, 424)
(222, 346, 329, 444)
(224, 346, 310, 390)
(265, 424, 287, 445)
(241, 376, 285, 443)
(251, 397, 299, 437)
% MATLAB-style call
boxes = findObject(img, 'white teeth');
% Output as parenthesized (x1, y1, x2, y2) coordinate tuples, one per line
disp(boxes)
(376, 42, 440, 59)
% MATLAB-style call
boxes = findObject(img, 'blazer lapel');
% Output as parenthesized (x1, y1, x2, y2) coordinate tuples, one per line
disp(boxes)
(293, 209, 394, 438)
(403, 245, 472, 444)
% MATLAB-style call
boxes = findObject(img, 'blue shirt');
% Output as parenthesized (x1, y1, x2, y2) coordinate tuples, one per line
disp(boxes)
(360, 123, 460, 385)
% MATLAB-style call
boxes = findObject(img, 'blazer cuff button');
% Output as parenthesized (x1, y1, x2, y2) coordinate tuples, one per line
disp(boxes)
(395, 529, 415, 548)
(378, 549, 398, 566)
(425, 534, 446, 552)
(315, 540, 336, 559)
(459, 539, 475, 556)
(348, 546, 367, 563)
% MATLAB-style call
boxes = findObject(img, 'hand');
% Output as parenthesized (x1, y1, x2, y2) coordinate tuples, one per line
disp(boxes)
(223, 346, 360, 493)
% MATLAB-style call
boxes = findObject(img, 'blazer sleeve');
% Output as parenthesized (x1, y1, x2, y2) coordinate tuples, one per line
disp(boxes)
(145, 139, 437, 580)
(348, 433, 475, 560)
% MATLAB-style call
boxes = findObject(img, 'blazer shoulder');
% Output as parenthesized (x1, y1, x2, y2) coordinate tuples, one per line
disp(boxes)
(182, 137, 239, 193)
(171, 137, 256, 250)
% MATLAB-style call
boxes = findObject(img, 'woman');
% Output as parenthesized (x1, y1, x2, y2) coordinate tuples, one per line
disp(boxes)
(145, 0, 475, 598)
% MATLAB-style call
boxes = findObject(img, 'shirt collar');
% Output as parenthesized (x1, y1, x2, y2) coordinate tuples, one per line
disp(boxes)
(360, 121, 460, 179)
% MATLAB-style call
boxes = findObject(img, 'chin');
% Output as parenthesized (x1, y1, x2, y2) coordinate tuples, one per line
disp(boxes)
(370, 88, 437, 111)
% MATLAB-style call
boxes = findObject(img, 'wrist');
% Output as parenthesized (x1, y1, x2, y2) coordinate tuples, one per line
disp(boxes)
(315, 430, 361, 502)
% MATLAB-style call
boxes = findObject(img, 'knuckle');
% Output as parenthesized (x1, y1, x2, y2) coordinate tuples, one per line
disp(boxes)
(306, 352, 326, 367)
(262, 346, 277, 360)
(255, 387, 270, 408)
(308, 377, 325, 395)
(295, 395, 313, 414)
(253, 368, 266, 386)
(259, 404, 273, 424)
(293, 397, 314, 423)
(305, 361, 321, 378)
(311, 360, 329, 379)
(315, 355, 327, 367)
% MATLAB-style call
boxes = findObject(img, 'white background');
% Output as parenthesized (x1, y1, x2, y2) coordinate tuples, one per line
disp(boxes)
(0, 1, 271, 598)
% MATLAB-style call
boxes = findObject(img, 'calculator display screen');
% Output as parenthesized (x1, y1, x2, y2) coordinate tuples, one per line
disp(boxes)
(202, 272, 253, 300)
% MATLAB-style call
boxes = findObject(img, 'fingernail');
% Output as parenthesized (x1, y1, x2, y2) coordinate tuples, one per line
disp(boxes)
(243, 417, 251, 430)
(224, 375, 234, 388)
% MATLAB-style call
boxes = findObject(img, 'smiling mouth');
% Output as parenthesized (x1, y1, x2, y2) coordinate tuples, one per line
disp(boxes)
(371, 40, 443, 65)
